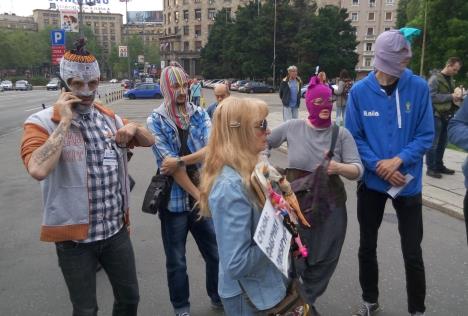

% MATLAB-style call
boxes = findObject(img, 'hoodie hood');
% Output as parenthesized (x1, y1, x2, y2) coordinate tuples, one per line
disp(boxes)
(363, 68, 414, 96)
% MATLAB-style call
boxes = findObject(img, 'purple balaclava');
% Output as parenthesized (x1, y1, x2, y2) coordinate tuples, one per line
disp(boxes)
(305, 76, 333, 128)
(374, 30, 412, 78)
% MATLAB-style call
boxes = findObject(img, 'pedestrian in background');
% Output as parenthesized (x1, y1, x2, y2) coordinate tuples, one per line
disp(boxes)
(345, 29, 434, 316)
(426, 57, 463, 178)
(147, 63, 221, 316)
(334, 69, 353, 126)
(20, 40, 155, 316)
(448, 96, 468, 245)
(206, 83, 230, 119)
(199, 96, 286, 316)
(190, 78, 202, 107)
(279, 65, 303, 121)
(269, 75, 363, 316)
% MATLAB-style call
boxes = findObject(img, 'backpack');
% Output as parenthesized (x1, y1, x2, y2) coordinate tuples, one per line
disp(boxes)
(342, 80, 353, 99)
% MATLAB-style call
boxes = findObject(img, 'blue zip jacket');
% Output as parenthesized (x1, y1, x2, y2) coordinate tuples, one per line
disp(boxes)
(448, 97, 468, 189)
(345, 69, 434, 196)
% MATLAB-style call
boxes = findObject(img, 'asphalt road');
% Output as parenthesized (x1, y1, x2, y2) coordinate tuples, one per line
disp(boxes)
(0, 88, 466, 315)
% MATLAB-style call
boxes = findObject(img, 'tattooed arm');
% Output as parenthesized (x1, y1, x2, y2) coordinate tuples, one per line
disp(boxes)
(27, 90, 81, 181)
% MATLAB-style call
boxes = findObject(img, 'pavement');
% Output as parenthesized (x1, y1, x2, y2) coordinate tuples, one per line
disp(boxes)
(266, 107, 467, 221)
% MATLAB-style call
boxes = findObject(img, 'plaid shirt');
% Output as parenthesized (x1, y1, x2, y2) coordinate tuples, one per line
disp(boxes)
(76, 108, 124, 242)
(147, 103, 211, 213)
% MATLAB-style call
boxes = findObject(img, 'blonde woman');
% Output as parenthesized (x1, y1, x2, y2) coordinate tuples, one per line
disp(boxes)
(199, 97, 286, 316)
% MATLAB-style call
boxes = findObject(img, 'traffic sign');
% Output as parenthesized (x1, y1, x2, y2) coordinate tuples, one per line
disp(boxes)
(50, 29, 65, 46)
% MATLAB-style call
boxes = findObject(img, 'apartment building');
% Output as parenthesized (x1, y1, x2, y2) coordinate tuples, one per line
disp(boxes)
(0, 13, 37, 31)
(161, 0, 252, 77)
(123, 23, 164, 48)
(32, 9, 123, 56)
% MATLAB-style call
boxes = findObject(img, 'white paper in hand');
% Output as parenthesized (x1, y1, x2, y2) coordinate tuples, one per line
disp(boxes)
(387, 173, 414, 198)
(253, 199, 292, 277)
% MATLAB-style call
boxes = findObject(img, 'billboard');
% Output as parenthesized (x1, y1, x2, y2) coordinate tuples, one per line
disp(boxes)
(127, 11, 163, 24)
(60, 10, 79, 33)
(49, 0, 112, 12)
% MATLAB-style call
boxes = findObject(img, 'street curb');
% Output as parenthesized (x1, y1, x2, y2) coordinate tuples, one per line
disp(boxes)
(274, 147, 465, 221)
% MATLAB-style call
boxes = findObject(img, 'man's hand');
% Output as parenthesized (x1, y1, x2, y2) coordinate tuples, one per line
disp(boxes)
(388, 170, 406, 187)
(115, 122, 138, 146)
(376, 156, 403, 181)
(56, 89, 82, 122)
(161, 156, 178, 175)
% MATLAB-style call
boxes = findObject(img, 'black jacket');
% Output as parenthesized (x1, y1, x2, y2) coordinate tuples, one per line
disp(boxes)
(279, 76, 302, 107)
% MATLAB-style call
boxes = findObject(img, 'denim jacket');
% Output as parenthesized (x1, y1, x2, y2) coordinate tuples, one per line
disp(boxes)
(209, 166, 286, 310)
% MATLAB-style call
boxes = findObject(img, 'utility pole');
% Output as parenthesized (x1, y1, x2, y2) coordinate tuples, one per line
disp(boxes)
(272, 0, 277, 89)
(420, 0, 428, 77)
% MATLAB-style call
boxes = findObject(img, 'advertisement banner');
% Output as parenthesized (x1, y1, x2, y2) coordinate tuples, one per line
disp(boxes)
(119, 46, 128, 58)
(49, 0, 111, 13)
(127, 11, 163, 24)
(60, 10, 79, 33)
(51, 46, 66, 65)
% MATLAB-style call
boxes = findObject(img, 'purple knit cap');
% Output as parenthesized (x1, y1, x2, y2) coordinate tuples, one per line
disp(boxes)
(374, 30, 412, 78)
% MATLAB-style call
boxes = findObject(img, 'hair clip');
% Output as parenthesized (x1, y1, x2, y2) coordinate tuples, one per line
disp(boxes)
(229, 121, 241, 128)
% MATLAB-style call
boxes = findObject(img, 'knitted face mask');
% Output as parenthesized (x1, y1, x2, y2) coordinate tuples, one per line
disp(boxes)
(160, 65, 191, 129)
(305, 76, 333, 128)
(374, 30, 412, 78)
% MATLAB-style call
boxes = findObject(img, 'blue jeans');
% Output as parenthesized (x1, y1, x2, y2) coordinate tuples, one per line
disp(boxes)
(426, 115, 449, 171)
(160, 209, 220, 314)
(335, 105, 346, 126)
(55, 227, 139, 316)
(221, 293, 258, 316)
(283, 106, 298, 121)
(191, 96, 200, 107)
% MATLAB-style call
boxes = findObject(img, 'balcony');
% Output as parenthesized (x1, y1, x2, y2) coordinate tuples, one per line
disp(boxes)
(363, 51, 374, 56)
(356, 66, 374, 72)
(364, 35, 376, 41)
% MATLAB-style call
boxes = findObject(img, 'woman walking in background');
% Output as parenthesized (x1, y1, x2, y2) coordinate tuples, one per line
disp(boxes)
(334, 69, 353, 126)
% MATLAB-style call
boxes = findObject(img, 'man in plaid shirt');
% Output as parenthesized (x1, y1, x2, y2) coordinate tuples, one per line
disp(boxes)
(20, 41, 154, 316)
(147, 63, 221, 316)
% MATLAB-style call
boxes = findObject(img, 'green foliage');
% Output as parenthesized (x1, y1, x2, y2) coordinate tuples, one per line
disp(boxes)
(200, 0, 358, 83)
(397, 0, 468, 84)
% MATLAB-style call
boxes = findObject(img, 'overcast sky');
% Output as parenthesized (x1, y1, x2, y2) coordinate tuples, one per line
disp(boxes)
(0, 0, 163, 19)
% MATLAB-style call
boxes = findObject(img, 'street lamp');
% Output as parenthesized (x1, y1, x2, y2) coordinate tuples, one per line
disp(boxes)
(272, 0, 277, 89)
(78, 0, 96, 37)
(120, 0, 132, 78)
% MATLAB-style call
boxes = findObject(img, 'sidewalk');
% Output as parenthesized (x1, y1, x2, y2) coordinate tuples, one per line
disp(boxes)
(267, 107, 466, 220)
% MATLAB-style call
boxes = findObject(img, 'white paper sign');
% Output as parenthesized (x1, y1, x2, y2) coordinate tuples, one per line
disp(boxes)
(253, 199, 292, 277)
(387, 173, 414, 198)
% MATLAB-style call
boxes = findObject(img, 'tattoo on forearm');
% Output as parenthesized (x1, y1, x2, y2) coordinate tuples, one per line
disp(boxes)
(33, 121, 69, 166)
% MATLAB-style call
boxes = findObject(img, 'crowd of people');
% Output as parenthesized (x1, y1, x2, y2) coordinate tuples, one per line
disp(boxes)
(20, 29, 466, 316)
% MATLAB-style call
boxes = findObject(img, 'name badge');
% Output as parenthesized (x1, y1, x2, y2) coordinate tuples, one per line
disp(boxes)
(103, 149, 118, 166)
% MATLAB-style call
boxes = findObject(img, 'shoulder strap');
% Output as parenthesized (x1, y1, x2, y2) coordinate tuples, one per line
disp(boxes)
(326, 124, 339, 160)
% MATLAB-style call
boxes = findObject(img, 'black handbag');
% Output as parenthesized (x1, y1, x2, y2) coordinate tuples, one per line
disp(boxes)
(141, 170, 173, 215)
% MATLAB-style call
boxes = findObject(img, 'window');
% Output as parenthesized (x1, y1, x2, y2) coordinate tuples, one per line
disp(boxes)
(194, 0, 201, 3)
(183, 0, 188, 4)
(352, 0, 359, 5)
(195, 40, 202, 51)
(174, 26, 179, 34)
(183, 25, 189, 35)
(168, 12, 171, 23)
(385, 11, 392, 21)
(368, 12, 375, 21)
(195, 9, 201, 20)
(364, 57, 372, 67)
(367, 27, 374, 35)
(386, 0, 394, 4)
(175, 11, 179, 23)
(365, 42, 372, 51)
(174, 0, 179, 5)
(384, 27, 391, 31)
(208, 8, 216, 20)
(195, 25, 201, 37)
(351, 12, 358, 21)
(183, 10, 189, 20)
(184, 41, 189, 51)
(369, 0, 376, 6)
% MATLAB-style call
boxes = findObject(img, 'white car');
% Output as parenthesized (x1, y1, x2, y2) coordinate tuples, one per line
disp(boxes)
(110, 78, 118, 83)
(1, 80, 13, 90)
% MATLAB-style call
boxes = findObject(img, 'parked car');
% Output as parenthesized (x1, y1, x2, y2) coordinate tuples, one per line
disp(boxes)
(46, 78, 61, 90)
(124, 83, 162, 99)
(0, 85, 4, 92)
(109, 78, 118, 83)
(239, 81, 274, 93)
(1, 80, 13, 90)
(14, 80, 33, 91)
(121, 79, 133, 89)
(230, 80, 249, 91)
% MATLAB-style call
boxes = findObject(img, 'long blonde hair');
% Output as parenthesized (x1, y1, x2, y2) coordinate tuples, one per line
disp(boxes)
(199, 96, 268, 217)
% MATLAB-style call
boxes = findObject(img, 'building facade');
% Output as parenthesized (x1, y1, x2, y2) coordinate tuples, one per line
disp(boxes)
(160, 0, 252, 77)
(32, 9, 123, 56)
(122, 23, 164, 49)
(0, 13, 37, 31)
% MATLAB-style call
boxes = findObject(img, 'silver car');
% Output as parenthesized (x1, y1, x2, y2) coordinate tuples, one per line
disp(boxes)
(15, 80, 33, 91)
(1, 80, 13, 90)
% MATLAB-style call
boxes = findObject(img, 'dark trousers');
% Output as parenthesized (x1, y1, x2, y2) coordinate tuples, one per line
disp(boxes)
(55, 227, 139, 316)
(464, 190, 468, 246)
(357, 184, 426, 314)
(426, 115, 449, 171)
(159, 209, 220, 313)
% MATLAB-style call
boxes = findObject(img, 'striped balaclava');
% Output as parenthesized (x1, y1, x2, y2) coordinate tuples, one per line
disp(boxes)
(160, 64, 191, 129)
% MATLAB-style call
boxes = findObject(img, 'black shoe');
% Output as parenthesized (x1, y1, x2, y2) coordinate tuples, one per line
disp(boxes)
(438, 166, 455, 175)
(426, 169, 442, 179)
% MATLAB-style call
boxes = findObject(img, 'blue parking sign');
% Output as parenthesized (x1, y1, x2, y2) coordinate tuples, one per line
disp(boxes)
(51, 30, 65, 46)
